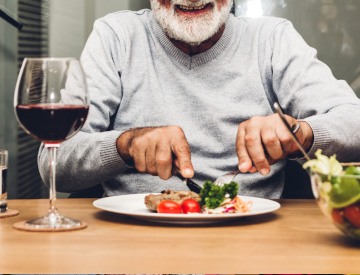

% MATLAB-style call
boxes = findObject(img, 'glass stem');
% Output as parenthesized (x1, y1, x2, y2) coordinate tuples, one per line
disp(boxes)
(46, 145, 59, 214)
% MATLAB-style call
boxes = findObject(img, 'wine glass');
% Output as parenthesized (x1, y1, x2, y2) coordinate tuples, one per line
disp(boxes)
(14, 58, 89, 230)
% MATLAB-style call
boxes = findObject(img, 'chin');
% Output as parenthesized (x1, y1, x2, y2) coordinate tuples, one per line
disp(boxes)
(152, 0, 233, 45)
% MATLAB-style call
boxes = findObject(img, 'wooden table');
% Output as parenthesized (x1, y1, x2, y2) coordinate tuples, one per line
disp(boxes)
(0, 199, 359, 274)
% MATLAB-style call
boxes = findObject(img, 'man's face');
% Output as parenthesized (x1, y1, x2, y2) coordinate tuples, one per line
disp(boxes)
(151, 0, 233, 46)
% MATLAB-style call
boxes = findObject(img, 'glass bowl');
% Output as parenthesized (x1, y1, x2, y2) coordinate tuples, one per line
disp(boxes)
(310, 165, 360, 239)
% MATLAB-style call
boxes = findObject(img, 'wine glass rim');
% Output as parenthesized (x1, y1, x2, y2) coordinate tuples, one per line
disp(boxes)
(24, 57, 79, 62)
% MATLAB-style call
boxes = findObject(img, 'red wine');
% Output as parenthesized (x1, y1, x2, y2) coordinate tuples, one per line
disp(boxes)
(16, 104, 89, 144)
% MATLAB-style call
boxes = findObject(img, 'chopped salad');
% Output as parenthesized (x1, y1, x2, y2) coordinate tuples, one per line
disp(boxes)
(303, 150, 360, 238)
(200, 181, 252, 214)
(154, 181, 252, 214)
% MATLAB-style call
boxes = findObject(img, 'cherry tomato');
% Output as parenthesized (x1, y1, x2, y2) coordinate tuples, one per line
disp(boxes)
(181, 199, 201, 214)
(157, 200, 182, 214)
(344, 204, 360, 228)
(331, 208, 344, 224)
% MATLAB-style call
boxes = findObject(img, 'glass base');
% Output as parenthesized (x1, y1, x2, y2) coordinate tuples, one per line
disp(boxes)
(24, 212, 82, 229)
(0, 206, 7, 213)
(0, 201, 7, 213)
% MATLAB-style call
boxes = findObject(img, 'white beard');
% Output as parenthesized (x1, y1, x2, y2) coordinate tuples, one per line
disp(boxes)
(151, 0, 233, 46)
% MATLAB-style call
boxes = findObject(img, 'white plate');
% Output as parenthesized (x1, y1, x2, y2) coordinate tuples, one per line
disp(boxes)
(93, 194, 281, 225)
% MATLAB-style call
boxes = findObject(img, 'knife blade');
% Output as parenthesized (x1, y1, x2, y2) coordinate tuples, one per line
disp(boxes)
(172, 168, 202, 194)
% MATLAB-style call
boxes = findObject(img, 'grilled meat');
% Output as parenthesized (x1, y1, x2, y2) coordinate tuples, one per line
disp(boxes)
(144, 190, 201, 211)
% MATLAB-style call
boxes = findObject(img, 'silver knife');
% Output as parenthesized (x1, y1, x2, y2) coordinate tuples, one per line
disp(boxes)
(172, 168, 202, 194)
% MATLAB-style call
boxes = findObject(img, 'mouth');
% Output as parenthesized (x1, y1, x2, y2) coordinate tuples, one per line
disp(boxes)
(175, 3, 213, 16)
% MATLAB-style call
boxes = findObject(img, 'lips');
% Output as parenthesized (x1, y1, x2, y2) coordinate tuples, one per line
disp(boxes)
(175, 3, 213, 15)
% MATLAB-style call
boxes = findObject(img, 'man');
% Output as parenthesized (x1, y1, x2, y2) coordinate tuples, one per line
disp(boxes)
(38, 0, 360, 198)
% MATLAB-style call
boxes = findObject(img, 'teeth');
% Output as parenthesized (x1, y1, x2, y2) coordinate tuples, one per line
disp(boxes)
(178, 4, 207, 11)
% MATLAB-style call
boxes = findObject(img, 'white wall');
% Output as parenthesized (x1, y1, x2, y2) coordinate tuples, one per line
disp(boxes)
(93, 0, 150, 18)
(94, 0, 129, 19)
(49, 0, 87, 58)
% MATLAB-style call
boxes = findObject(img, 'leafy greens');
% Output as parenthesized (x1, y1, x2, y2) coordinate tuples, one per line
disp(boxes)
(200, 180, 238, 209)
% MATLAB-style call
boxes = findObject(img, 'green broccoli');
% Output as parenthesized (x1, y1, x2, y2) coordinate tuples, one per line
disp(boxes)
(200, 180, 239, 209)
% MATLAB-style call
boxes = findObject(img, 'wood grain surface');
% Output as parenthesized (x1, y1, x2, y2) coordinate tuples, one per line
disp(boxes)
(0, 198, 359, 274)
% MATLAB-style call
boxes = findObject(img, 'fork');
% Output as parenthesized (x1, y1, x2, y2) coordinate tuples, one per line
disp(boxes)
(214, 170, 240, 186)
(274, 102, 311, 161)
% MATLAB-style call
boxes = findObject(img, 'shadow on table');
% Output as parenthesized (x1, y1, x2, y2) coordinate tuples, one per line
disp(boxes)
(93, 210, 280, 228)
(325, 233, 360, 247)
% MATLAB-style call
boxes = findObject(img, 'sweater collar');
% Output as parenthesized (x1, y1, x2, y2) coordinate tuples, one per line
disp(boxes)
(151, 13, 235, 69)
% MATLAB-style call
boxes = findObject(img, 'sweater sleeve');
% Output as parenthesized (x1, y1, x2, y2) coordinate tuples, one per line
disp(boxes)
(270, 21, 360, 162)
(38, 20, 130, 192)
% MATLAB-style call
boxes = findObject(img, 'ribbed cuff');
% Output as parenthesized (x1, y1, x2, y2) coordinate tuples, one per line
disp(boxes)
(100, 130, 132, 175)
(302, 116, 332, 157)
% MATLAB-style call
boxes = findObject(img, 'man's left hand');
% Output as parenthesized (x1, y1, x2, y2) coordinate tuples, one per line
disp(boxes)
(236, 114, 314, 175)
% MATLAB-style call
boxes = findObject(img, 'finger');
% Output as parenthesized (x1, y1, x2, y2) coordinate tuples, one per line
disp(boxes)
(294, 121, 314, 152)
(288, 121, 307, 153)
(173, 158, 180, 169)
(155, 144, 172, 180)
(275, 122, 294, 156)
(261, 127, 284, 161)
(245, 128, 270, 175)
(145, 144, 157, 176)
(249, 166, 258, 173)
(171, 139, 194, 178)
(131, 139, 147, 173)
(236, 125, 253, 173)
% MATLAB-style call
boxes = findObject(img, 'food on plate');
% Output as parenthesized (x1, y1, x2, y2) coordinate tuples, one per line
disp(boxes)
(156, 198, 202, 214)
(157, 200, 182, 214)
(200, 181, 252, 214)
(180, 198, 202, 214)
(144, 190, 200, 211)
(303, 149, 360, 238)
(145, 180, 252, 214)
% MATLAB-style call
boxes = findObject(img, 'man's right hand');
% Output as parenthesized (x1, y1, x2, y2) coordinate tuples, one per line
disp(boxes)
(116, 126, 194, 180)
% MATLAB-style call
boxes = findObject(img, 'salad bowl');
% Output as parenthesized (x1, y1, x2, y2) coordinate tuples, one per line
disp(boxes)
(305, 151, 360, 239)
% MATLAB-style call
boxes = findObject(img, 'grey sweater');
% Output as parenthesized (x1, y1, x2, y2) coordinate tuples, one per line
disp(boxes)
(38, 9, 360, 199)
